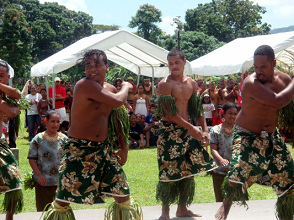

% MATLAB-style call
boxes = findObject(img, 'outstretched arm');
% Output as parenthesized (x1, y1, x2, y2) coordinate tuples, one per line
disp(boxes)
(0, 99, 20, 118)
(0, 83, 21, 99)
(80, 80, 132, 108)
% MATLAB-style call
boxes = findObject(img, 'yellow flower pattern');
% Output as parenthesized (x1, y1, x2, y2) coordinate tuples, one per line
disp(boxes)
(226, 126, 294, 197)
(157, 121, 216, 181)
(56, 138, 130, 205)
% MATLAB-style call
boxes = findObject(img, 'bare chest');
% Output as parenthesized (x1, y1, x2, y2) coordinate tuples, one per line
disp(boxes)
(171, 81, 193, 100)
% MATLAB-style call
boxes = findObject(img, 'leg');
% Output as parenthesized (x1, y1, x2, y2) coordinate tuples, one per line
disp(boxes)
(159, 205, 170, 220)
(105, 195, 142, 220)
(215, 180, 244, 220)
(6, 212, 13, 220)
(145, 131, 150, 148)
(27, 115, 35, 141)
(176, 178, 202, 218)
(215, 198, 231, 220)
(212, 173, 226, 202)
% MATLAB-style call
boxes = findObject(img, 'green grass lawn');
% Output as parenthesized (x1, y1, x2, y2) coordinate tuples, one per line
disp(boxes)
(0, 111, 293, 212)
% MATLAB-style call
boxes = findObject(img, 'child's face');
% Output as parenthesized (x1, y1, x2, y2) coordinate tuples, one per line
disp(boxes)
(150, 107, 156, 114)
(204, 97, 210, 104)
(3, 115, 8, 123)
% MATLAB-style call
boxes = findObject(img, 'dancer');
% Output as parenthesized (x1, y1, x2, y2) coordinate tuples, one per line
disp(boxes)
(42, 49, 142, 220)
(215, 45, 294, 220)
(0, 60, 23, 220)
(156, 48, 216, 220)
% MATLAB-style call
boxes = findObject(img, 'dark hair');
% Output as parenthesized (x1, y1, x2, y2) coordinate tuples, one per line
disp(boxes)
(227, 78, 234, 83)
(150, 103, 156, 109)
(45, 110, 60, 120)
(40, 88, 46, 93)
(137, 83, 144, 89)
(167, 48, 185, 60)
(254, 45, 275, 61)
(113, 78, 122, 87)
(222, 102, 238, 113)
(201, 95, 211, 104)
(0, 60, 9, 73)
(59, 121, 70, 131)
(79, 49, 108, 65)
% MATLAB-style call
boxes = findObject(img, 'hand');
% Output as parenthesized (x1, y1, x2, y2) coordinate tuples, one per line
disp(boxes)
(122, 81, 133, 91)
(188, 126, 203, 140)
(113, 148, 128, 166)
(219, 158, 229, 167)
(37, 174, 47, 186)
(138, 142, 145, 149)
(201, 131, 209, 147)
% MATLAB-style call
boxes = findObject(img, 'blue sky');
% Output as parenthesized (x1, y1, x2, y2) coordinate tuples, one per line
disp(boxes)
(40, 0, 294, 35)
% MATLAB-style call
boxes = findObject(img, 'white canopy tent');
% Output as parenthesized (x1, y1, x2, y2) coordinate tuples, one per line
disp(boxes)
(31, 29, 192, 78)
(191, 31, 294, 76)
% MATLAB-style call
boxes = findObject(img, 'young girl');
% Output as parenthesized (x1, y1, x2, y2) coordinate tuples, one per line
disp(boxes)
(209, 102, 244, 202)
(202, 94, 215, 126)
(27, 110, 68, 211)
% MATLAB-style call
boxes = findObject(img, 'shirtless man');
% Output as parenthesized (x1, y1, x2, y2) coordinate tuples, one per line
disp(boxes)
(0, 60, 22, 220)
(43, 50, 142, 220)
(156, 48, 216, 220)
(223, 79, 238, 103)
(215, 45, 294, 220)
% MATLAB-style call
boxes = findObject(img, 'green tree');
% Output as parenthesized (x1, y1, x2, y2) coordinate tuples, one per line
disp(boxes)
(6, 0, 95, 62)
(128, 4, 163, 44)
(163, 31, 225, 61)
(0, 8, 33, 78)
(185, 0, 271, 42)
(93, 24, 120, 33)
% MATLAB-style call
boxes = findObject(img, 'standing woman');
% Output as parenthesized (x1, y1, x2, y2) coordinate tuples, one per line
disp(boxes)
(209, 102, 240, 202)
(133, 84, 149, 116)
(25, 84, 42, 141)
(27, 110, 68, 211)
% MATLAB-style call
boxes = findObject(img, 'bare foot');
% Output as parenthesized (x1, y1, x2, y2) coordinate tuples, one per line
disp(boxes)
(159, 206, 170, 220)
(176, 207, 202, 217)
(215, 200, 231, 220)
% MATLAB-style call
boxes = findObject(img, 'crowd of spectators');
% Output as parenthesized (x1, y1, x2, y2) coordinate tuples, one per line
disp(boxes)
(20, 77, 73, 143)
(15, 74, 292, 149)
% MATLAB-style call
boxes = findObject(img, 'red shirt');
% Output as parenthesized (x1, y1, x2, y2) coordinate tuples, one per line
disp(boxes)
(49, 86, 66, 109)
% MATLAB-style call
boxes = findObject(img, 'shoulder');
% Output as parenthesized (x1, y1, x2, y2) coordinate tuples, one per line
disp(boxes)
(211, 124, 221, 134)
(32, 132, 43, 142)
(275, 70, 291, 84)
(104, 82, 117, 93)
(158, 77, 172, 95)
(75, 78, 100, 90)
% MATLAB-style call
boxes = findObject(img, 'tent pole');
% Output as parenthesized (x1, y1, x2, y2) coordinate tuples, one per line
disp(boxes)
(152, 67, 155, 95)
(137, 67, 140, 87)
(52, 74, 55, 109)
(45, 76, 49, 100)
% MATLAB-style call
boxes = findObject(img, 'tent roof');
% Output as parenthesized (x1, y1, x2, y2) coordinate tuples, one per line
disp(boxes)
(31, 30, 192, 78)
(191, 31, 294, 76)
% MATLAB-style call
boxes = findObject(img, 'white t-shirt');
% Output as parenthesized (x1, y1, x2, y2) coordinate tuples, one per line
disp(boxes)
(26, 93, 42, 115)
(203, 103, 215, 119)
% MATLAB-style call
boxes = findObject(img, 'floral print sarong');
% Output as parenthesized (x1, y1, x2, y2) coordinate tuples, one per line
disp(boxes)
(0, 141, 22, 194)
(56, 138, 130, 205)
(228, 125, 294, 197)
(157, 121, 216, 182)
